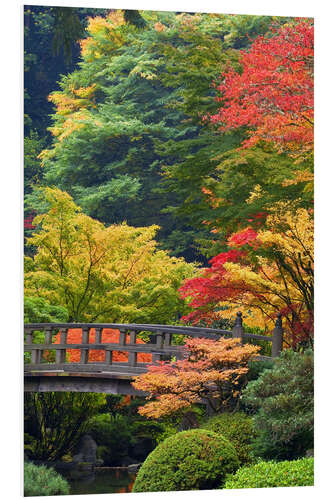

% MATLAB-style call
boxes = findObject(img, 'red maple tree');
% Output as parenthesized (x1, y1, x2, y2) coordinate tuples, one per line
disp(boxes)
(209, 20, 314, 156)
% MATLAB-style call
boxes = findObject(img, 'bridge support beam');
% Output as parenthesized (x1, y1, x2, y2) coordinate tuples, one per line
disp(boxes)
(24, 373, 147, 396)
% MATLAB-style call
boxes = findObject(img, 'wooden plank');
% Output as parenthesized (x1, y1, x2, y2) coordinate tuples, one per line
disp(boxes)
(24, 322, 233, 337)
(25, 343, 184, 354)
(24, 362, 149, 375)
(24, 343, 108, 350)
(242, 333, 273, 342)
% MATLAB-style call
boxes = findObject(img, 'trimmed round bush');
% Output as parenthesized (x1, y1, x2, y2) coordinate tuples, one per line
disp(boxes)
(24, 461, 70, 496)
(132, 429, 240, 492)
(200, 412, 256, 465)
(223, 457, 314, 489)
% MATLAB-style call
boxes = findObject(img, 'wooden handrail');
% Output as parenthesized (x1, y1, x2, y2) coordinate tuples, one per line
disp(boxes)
(24, 314, 284, 377)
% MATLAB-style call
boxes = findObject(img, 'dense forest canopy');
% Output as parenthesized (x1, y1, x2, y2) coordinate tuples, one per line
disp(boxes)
(23, 9, 315, 487)
(24, 7, 313, 341)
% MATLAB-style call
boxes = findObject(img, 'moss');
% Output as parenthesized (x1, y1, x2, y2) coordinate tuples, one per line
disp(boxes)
(132, 429, 239, 492)
(200, 412, 256, 465)
(223, 457, 314, 489)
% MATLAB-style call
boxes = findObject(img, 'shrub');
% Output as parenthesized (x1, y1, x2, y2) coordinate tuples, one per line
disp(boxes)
(242, 349, 314, 460)
(246, 358, 275, 383)
(200, 412, 256, 465)
(223, 457, 314, 489)
(132, 429, 240, 492)
(24, 461, 70, 496)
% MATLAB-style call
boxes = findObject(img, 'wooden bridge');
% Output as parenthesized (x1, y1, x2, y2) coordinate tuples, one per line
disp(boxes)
(24, 313, 283, 395)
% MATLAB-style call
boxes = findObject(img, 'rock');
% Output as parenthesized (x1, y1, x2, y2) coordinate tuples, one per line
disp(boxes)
(306, 448, 314, 457)
(72, 434, 98, 465)
(128, 463, 141, 473)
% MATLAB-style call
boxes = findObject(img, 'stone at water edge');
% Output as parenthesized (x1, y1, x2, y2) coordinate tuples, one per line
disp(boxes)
(128, 464, 141, 473)
(72, 434, 98, 465)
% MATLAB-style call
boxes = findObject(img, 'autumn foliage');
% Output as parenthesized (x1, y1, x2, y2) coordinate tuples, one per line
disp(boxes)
(53, 328, 152, 363)
(210, 20, 314, 158)
(132, 337, 260, 417)
(180, 205, 313, 348)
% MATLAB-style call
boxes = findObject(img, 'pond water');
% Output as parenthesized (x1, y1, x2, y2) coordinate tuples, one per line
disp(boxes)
(63, 469, 136, 495)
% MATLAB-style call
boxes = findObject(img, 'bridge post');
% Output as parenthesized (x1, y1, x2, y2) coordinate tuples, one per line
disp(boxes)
(95, 327, 102, 344)
(25, 328, 37, 364)
(80, 327, 90, 364)
(45, 327, 53, 345)
(128, 330, 137, 367)
(232, 312, 244, 343)
(152, 331, 163, 363)
(272, 314, 283, 357)
(164, 332, 172, 347)
(56, 327, 68, 364)
(119, 329, 127, 346)
(28, 329, 42, 364)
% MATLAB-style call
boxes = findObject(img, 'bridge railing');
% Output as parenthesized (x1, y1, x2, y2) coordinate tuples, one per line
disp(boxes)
(24, 313, 283, 376)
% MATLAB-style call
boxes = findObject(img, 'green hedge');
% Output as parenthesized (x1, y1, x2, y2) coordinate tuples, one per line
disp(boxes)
(24, 461, 70, 496)
(223, 457, 314, 489)
(132, 429, 240, 492)
(200, 412, 256, 465)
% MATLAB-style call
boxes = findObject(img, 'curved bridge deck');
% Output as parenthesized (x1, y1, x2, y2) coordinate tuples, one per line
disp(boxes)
(24, 316, 283, 394)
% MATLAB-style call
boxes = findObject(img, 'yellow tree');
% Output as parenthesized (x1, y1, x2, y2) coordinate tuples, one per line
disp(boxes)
(25, 188, 195, 323)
